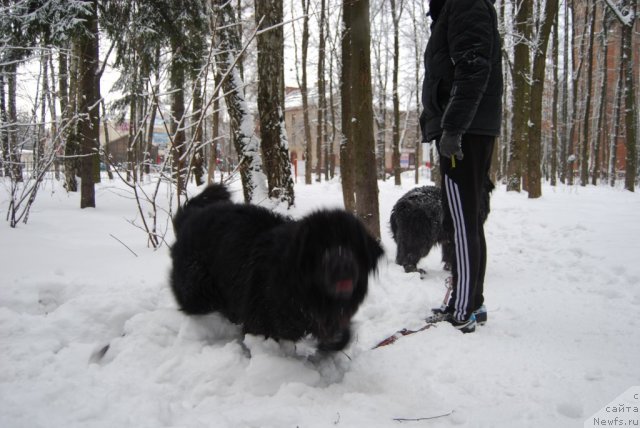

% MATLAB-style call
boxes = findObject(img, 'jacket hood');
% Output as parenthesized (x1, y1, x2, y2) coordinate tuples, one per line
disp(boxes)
(428, 0, 497, 22)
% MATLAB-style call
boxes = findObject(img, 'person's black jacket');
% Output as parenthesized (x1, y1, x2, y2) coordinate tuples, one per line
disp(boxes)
(420, 0, 503, 142)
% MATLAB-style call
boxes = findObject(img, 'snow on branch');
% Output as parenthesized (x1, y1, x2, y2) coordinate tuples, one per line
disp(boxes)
(602, 0, 636, 27)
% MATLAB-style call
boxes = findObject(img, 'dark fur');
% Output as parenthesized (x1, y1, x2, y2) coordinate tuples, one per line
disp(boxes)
(170, 184, 384, 352)
(390, 186, 447, 273)
(390, 179, 494, 273)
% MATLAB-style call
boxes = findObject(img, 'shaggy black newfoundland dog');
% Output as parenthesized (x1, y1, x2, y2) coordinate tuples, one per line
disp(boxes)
(170, 184, 383, 352)
(390, 179, 494, 274)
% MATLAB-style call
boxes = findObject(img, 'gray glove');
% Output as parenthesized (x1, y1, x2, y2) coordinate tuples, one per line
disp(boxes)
(439, 130, 464, 160)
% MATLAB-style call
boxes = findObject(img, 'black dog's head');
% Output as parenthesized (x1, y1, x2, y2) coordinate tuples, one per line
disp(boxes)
(390, 186, 443, 272)
(289, 210, 384, 350)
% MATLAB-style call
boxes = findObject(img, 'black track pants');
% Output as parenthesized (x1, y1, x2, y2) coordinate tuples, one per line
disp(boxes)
(438, 134, 495, 322)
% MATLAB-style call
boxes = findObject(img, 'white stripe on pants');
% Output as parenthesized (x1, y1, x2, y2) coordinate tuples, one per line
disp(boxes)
(445, 175, 471, 322)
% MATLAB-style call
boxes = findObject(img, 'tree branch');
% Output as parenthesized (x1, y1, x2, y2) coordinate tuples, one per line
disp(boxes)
(602, 0, 636, 26)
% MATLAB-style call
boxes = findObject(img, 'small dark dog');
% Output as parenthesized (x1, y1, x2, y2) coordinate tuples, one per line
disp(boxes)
(390, 179, 494, 274)
(390, 186, 448, 274)
(170, 184, 384, 352)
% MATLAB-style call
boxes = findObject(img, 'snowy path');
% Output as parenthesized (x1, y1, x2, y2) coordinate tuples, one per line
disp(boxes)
(1, 177, 639, 427)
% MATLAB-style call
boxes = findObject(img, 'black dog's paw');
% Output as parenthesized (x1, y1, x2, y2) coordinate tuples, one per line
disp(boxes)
(318, 328, 351, 352)
(403, 264, 418, 273)
(403, 264, 427, 278)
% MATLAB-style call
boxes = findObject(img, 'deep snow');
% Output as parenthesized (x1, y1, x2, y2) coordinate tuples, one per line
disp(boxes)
(1, 173, 639, 428)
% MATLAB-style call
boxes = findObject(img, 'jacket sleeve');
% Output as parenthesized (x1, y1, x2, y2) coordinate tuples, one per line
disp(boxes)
(441, 0, 495, 133)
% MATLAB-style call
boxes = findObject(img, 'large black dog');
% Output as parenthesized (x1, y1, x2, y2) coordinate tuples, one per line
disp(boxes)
(390, 179, 494, 274)
(170, 184, 384, 352)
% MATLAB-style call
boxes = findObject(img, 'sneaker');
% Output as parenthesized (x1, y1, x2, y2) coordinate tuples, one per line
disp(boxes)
(425, 305, 452, 324)
(473, 305, 487, 326)
(450, 313, 477, 334)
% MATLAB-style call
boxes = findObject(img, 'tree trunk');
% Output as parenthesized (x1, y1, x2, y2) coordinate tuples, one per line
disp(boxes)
(170, 48, 187, 196)
(64, 43, 79, 192)
(527, 0, 558, 198)
(580, 0, 596, 186)
(560, 0, 570, 184)
(411, 1, 425, 185)
(77, 0, 100, 208)
(145, 55, 160, 177)
(5, 63, 22, 183)
(214, 0, 267, 203)
(507, 0, 532, 192)
(207, 72, 221, 184)
(127, 76, 138, 183)
(327, 37, 337, 180)
(315, 0, 326, 183)
(551, 15, 559, 186)
(191, 74, 205, 186)
(255, 0, 295, 205)
(372, 12, 388, 181)
(391, 0, 403, 186)
(340, 1, 356, 212)
(37, 51, 49, 177)
(609, 37, 624, 187)
(0, 73, 9, 177)
(622, 22, 638, 192)
(568, 3, 590, 186)
(343, 0, 380, 239)
(299, 0, 313, 185)
(621, 2, 637, 191)
(593, 13, 609, 186)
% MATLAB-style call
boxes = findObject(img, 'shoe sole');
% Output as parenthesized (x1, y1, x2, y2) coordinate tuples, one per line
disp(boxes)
(451, 315, 477, 333)
(474, 309, 487, 326)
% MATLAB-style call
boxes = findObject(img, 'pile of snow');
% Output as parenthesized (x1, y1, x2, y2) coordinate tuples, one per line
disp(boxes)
(1, 175, 639, 427)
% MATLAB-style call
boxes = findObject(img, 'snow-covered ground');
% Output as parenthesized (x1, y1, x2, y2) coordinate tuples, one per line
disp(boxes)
(1, 173, 639, 428)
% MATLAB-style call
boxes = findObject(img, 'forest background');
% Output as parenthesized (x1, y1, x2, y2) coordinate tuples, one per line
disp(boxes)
(0, 0, 638, 239)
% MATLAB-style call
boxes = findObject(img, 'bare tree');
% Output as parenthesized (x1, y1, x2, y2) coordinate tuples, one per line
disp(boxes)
(371, 0, 390, 180)
(213, 0, 268, 203)
(255, 0, 295, 205)
(342, 0, 380, 238)
(618, 1, 637, 191)
(315, 0, 327, 183)
(507, 0, 532, 192)
(592, 5, 610, 185)
(526, 0, 559, 198)
(340, 0, 356, 212)
(579, 0, 596, 187)
(390, 0, 403, 186)
(550, 14, 559, 186)
(76, 0, 100, 208)
(294, 0, 314, 185)
(409, 0, 427, 185)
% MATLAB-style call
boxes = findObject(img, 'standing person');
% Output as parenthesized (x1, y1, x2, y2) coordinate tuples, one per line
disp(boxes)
(420, 0, 503, 333)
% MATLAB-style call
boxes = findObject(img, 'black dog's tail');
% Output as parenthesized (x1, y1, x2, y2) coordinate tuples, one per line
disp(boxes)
(173, 184, 232, 232)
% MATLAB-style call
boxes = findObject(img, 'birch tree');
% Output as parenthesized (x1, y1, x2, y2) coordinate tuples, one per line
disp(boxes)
(255, 0, 295, 205)
(213, 0, 267, 203)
